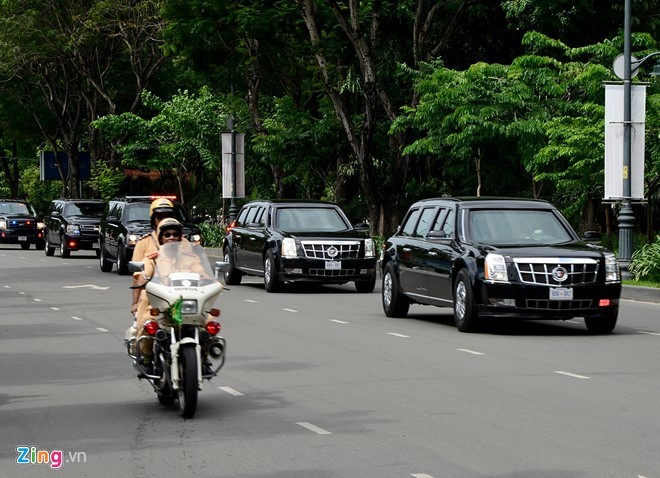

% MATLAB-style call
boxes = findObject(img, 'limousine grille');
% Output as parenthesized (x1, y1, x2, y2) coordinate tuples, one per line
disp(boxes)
(514, 258, 598, 286)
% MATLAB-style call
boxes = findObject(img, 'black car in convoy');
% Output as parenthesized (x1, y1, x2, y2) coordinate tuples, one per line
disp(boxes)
(381, 197, 622, 333)
(222, 200, 377, 292)
(99, 196, 201, 275)
(43, 198, 106, 258)
(0, 199, 44, 250)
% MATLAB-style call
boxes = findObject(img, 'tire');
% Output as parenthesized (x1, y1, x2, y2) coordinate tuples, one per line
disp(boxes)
(453, 269, 479, 332)
(356, 277, 376, 293)
(117, 245, 129, 275)
(223, 246, 242, 285)
(584, 310, 618, 334)
(59, 236, 70, 258)
(20, 242, 30, 250)
(178, 345, 198, 419)
(35, 239, 45, 251)
(382, 262, 409, 318)
(99, 243, 113, 272)
(44, 232, 55, 256)
(263, 250, 280, 293)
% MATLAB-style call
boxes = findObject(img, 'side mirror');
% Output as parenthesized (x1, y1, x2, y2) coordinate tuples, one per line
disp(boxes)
(128, 261, 145, 273)
(583, 231, 601, 241)
(354, 222, 369, 233)
(50, 211, 61, 217)
(214, 261, 231, 279)
(106, 215, 119, 224)
(427, 230, 448, 240)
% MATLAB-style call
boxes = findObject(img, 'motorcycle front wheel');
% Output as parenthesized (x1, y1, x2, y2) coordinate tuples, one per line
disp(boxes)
(178, 345, 198, 419)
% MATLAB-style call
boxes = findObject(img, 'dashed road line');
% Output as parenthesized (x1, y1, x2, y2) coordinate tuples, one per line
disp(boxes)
(555, 371, 590, 379)
(637, 331, 660, 336)
(245, 299, 258, 303)
(218, 387, 244, 396)
(412, 474, 436, 478)
(51, 307, 60, 311)
(283, 308, 298, 313)
(97, 327, 109, 332)
(3, 285, 10, 288)
(71, 316, 83, 321)
(33, 298, 42, 302)
(330, 319, 348, 324)
(457, 348, 484, 355)
(296, 422, 331, 435)
(388, 333, 409, 338)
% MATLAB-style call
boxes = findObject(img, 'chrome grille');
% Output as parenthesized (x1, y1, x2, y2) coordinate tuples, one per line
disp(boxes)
(309, 269, 355, 277)
(301, 241, 360, 260)
(514, 258, 598, 286)
(526, 299, 593, 310)
(79, 224, 99, 233)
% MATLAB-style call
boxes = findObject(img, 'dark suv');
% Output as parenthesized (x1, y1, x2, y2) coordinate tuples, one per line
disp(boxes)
(381, 197, 621, 334)
(223, 200, 377, 292)
(99, 196, 201, 275)
(43, 199, 106, 258)
(0, 199, 44, 250)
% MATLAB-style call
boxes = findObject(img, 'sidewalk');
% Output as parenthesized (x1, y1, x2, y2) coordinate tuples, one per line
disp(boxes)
(205, 247, 660, 304)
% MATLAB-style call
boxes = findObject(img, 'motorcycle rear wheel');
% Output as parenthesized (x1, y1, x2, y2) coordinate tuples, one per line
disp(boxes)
(178, 346, 198, 419)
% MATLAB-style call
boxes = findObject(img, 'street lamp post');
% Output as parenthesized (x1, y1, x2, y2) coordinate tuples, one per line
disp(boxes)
(226, 115, 238, 223)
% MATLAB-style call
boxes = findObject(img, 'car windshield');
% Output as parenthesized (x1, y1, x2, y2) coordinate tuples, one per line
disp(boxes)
(0, 202, 34, 215)
(467, 209, 574, 245)
(276, 207, 350, 232)
(65, 202, 105, 217)
(125, 203, 150, 222)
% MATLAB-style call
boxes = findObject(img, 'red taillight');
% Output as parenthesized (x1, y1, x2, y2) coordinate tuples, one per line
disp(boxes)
(208, 308, 220, 317)
(599, 299, 612, 307)
(225, 220, 237, 233)
(144, 320, 159, 335)
(206, 321, 221, 336)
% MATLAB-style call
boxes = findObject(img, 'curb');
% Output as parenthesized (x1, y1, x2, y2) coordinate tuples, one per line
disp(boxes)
(204, 247, 660, 305)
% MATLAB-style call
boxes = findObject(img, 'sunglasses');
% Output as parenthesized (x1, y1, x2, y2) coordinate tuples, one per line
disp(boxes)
(162, 232, 181, 239)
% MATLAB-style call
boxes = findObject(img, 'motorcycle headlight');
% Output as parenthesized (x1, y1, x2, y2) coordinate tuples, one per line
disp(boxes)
(364, 238, 375, 258)
(190, 233, 202, 243)
(604, 253, 621, 283)
(282, 238, 297, 258)
(128, 234, 140, 245)
(66, 224, 80, 235)
(0, 220, 7, 229)
(484, 253, 509, 283)
(181, 300, 198, 314)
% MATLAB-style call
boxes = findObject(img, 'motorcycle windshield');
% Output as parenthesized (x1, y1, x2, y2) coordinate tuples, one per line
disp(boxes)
(151, 242, 217, 287)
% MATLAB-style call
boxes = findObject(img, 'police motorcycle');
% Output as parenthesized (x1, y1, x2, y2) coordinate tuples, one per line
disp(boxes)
(125, 242, 230, 419)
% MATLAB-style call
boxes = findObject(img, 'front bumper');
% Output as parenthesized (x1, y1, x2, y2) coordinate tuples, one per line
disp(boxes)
(278, 257, 377, 284)
(63, 234, 101, 251)
(475, 280, 621, 319)
(0, 230, 40, 244)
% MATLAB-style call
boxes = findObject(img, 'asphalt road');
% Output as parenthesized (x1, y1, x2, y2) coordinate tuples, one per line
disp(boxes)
(1, 245, 660, 478)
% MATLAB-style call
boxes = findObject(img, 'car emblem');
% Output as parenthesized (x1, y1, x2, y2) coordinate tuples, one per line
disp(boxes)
(327, 246, 339, 258)
(551, 266, 568, 282)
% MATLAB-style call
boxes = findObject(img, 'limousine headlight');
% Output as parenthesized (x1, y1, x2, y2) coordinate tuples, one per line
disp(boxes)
(604, 253, 621, 283)
(282, 238, 298, 258)
(365, 238, 375, 258)
(484, 253, 509, 283)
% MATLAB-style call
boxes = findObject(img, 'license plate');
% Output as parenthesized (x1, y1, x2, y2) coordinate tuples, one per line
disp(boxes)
(325, 261, 341, 270)
(550, 288, 573, 300)
(18, 236, 27, 241)
(92, 242, 100, 249)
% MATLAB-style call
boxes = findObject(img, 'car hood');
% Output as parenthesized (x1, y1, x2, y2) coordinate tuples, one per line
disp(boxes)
(283, 230, 369, 240)
(478, 241, 610, 259)
(2, 214, 37, 221)
(68, 217, 102, 225)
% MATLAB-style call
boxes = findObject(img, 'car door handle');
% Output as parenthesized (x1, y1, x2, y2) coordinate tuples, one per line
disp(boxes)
(234, 234, 241, 239)
(428, 251, 438, 257)
(402, 247, 411, 253)
(249, 237, 256, 241)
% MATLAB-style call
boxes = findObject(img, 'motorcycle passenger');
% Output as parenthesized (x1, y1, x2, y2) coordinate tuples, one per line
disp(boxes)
(130, 198, 177, 315)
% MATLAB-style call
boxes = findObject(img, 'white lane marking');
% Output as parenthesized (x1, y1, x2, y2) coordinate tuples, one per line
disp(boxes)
(85, 266, 94, 269)
(330, 319, 348, 324)
(19, 292, 26, 295)
(412, 474, 436, 478)
(555, 371, 590, 379)
(33, 298, 42, 302)
(457, 348, 484, 355)
(71, 316, 83, 321)
(283, 308, 298, 313)
(637, 331, 660, 336)
(3, 285, 10, 288)
(51, 307, 60, 311)
(63, 284, 110, 290)
(639, 474, 648, 478)
(97, 327, 109, 332)
(296, 422, 331, 435)
(388, 333, 410, 338)
(245, 299, 258, 303)
(218, 386, 244, 396)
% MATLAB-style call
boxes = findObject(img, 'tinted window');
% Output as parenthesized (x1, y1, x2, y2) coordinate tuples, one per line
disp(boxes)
(431, 208, 448, 232)
(125, 203, 150, 222)
(400, 208, 421, 237)
(468, 209, 573, 245)
(0, 202, 32, 215)
(235, 207, 249, 227)
(65, 202, 105, 217)
(245, 207, 260, 225)
(414, 207, 436, 238)
(276, 207, 349, 232)
(442, 209, 455, 237)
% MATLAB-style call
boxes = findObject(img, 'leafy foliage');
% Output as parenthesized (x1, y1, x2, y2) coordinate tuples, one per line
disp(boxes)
(629, 236, 660, 282)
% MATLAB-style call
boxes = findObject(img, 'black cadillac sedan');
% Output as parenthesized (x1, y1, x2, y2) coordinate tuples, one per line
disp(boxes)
(380, 197, 621, 333)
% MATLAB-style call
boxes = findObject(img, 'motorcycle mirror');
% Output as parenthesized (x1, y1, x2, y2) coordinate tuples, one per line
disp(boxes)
(214, 261, 231, 274)
(128, 261, 145, 273)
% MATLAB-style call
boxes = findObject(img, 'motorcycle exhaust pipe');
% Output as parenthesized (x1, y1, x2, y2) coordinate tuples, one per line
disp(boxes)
(209, 342, 224, 359)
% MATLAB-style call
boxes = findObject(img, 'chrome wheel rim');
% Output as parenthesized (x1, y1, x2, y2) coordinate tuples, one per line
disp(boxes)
(264, 257, 271, 286)
(224, 252, 231, 281)
(455, 281, 466, 320)
(60, 239, 65, 256)
(383, 272, 393, 308)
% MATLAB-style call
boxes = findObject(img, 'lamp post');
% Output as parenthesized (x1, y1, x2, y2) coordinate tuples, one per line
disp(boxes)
(226, 115, 238, 223)
(617, 0, 660, 275)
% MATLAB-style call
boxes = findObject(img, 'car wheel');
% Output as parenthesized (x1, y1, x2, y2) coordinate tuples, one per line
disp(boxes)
(44, 232, 55, 256)
(99, 243, 113, 272)
(453, 269, 479, 332)
(263, 250, 280, 293)
(223, 246, 242, 285)
(584, 310, 618, 334)
(59, 235, 70, 258)
(382, 262, 409, 317)
(117, 245, 129, 275)
(355, 275, 376, 293)
(20, 242, 30, 250)
(35, 239, 45, 251)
